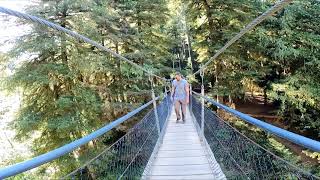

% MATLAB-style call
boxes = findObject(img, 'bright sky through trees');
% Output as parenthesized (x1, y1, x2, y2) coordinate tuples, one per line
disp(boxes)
(0, 0, 30, 52)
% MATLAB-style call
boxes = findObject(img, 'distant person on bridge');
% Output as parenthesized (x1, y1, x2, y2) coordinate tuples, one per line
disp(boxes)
(171, 72, 190, 123)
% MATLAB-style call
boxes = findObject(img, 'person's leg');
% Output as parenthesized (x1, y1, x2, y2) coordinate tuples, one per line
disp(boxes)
(181, 100, 187, 122)
(174, 100, 181, 121)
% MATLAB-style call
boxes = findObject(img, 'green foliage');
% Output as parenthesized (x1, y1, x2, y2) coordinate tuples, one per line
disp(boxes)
(185, 0, 320, 139)
(4, 61, 103, 176)
(2, 0, 172, 177)
(257, 0, 320, 139)
(185, 0, 320, 175)
(185, 0, 264, 98)
(2, 0, 320, 178)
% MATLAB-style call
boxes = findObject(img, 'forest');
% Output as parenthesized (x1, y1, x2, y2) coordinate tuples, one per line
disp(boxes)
(0, 0, 319, 179)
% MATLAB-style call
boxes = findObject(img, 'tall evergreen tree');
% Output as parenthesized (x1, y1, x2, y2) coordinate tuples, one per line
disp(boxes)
(255, 0, 320, 139)
(3, 0, 173, 177)
(185, 0, 262, 100)
(4, 0, 105, 176)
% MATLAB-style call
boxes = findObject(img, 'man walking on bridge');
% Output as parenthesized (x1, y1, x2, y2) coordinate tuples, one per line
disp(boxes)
(171, 72, 189, 123)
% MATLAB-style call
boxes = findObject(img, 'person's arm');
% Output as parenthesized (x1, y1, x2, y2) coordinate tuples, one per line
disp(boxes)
(185, 82, 190, 104)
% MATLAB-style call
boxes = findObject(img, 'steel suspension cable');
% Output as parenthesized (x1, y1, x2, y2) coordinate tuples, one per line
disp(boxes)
(193, 0, 292, 76)
(0, 6, 168, 82)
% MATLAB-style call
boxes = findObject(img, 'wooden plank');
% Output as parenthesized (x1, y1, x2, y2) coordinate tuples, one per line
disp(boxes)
(153, 156, 209, 166)
(161, 139, 201, 145)
(157, 149, 205, 158)
(159, 145, 202, 151)
(163, 136, 200, 141)
(163, 137, 199, 142)
(147, 174, 215, 180)
(150, 164, 213, 176)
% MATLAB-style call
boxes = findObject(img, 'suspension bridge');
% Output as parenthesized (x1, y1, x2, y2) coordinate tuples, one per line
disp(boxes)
(0, 0, 320, 179)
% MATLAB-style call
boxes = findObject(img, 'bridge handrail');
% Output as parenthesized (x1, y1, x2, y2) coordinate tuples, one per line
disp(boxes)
(192, 91, 320, 152)
(0, 96, 159, 179)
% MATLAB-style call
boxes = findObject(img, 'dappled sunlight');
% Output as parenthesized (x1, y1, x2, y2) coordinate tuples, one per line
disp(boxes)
(0, 91, 31, 166)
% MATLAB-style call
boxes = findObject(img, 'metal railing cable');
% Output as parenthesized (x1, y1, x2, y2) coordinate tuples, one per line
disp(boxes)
(192, 91, 320, 152)
(193, 0, 292, 76)
(191, 95, 320, 179)
(0, 96, 160, 179)
(0, 6, 168, 82)
(63, 94, 171, 179)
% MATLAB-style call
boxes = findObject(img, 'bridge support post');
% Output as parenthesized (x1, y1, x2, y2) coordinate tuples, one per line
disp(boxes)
(164, 86, 169, 108)
(200, 69, 205, 141)
(201, 84, 205, 141)
(152, 90, 161, 135)
(149, 74, 161, 136)
(189, 84, 192, 110)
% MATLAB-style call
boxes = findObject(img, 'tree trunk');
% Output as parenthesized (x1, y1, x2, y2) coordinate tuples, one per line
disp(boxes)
(201, 0, 215, 45)
(264, 88, 268, 105)
(115, 42, 121, 72)
(3, 131, 14, 148)
(60, 3, 68, 64)
(202, 0, 220, 102)
(186, 32, 195, 72)
(215, 62, 219, 103)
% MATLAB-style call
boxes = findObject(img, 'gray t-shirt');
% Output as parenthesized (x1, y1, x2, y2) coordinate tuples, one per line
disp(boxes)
(172, 79, 188, 100)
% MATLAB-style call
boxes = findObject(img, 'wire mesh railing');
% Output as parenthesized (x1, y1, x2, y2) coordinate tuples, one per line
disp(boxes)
(191, 95, 319, 180)
(157, 95, 171, 131)
(63, 95, 171, 179)
(191, 96, 202, 129)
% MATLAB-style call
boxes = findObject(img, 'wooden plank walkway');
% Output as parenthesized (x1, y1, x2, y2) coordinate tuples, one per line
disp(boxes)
(145, 106, 226, 180)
